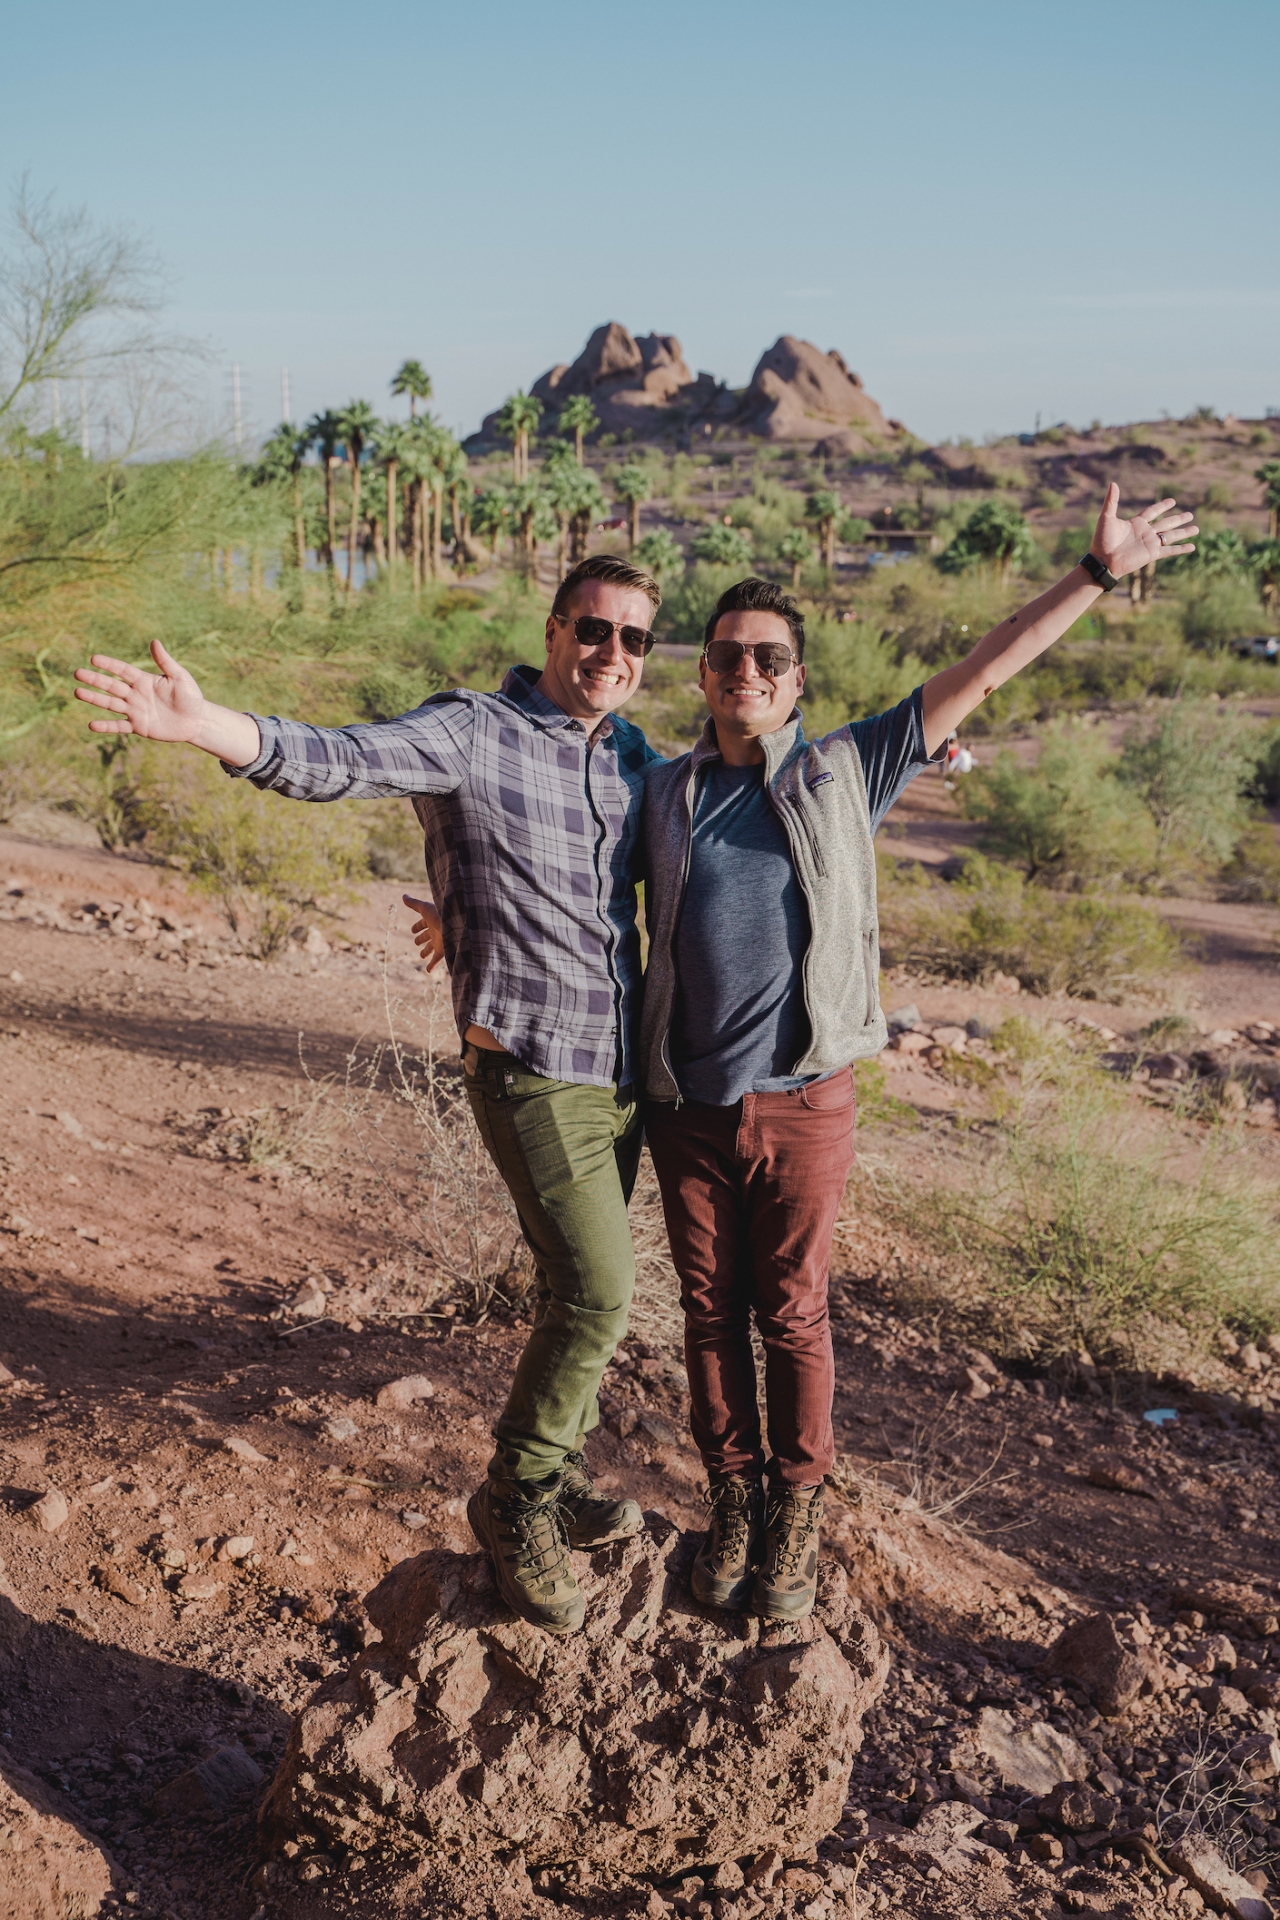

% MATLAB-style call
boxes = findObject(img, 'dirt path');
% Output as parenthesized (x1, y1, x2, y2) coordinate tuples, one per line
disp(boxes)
(2, 834, 1280, 1919)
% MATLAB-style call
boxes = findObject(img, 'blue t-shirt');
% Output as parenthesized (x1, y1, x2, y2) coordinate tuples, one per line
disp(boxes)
(670, 689, 936, 1106)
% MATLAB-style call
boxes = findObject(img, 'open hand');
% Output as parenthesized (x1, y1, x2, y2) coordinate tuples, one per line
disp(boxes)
(74, 638, 207, 741)
(1092, 484, 1198, 579)
(403, 895, 445, 972)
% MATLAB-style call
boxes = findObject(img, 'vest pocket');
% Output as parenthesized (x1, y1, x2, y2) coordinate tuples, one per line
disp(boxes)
(785, 792, 827, 876)
(863, 928, 881, 1025)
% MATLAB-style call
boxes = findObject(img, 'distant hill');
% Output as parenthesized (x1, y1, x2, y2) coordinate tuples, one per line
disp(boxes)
(466, 323, 909, 453)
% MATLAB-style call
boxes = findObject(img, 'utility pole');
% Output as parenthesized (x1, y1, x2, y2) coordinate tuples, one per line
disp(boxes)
(281, 366, 291, 425)
(79, 369, 89, 458)
(232, 363, 243, 458)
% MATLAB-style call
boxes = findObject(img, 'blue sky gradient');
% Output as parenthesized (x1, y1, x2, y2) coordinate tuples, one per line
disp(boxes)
(4, 0, 1277, 443)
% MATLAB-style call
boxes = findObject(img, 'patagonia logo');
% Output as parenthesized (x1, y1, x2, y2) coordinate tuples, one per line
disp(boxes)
(807, 771, 835, 789)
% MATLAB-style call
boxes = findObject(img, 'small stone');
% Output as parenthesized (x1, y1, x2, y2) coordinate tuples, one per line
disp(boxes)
(176, 1573, 221, 1601)
(290, 1276, 328, 1321)
(150, 1746, 263, 1821)
(1228, 1735, 1280, 1781)
(891, 1029, 933, 1055)
(400, 1510, 429, 1531)
(710, 1860, 745, 1891)
(29, 1488, 69, 1533)
(958, 1367, 991, 1400)
(1198, 1683, 1251, 1718)
(224, 1437, 269, 1462)
(374, 1375, 435, 1411)
(931, 1025, 968, 1053)
(0, 1364, 14, 1387)
(975, 1707, 1088, 1797)
(1028, 1833, 1063, 1863)
(745, 1850, 784, 1889)
(99, 1564, 147, 1607)
(322, 1417, 358, 1442)
(1038, 1781, 1118, 1833)
(217, 1535, 255, 1562)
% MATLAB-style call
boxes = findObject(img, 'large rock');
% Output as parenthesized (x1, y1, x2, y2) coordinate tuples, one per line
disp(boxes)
(0, 1744, 118, 1920)
(260, 1517, 887, 1878)
(473, 323, 715, 444)
(738, 337, 904, 452)
(1041, 1611, 1149, 1715)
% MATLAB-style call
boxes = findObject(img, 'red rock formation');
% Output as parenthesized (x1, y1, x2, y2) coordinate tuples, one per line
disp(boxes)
(740, 337, 903, 452)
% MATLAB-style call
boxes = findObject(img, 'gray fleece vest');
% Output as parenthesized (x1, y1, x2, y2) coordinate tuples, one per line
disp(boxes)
(640, 712, 887, 1101)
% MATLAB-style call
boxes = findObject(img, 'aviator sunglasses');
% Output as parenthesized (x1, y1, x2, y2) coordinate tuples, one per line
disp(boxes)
(553, 613, 655, 658)
(702, 638, 799, 677)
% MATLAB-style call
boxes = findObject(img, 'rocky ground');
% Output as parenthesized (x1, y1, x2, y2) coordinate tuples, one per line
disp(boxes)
(2, 824, 1280, 1920)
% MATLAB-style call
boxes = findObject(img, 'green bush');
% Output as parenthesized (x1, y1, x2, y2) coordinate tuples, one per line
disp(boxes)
(1117, 703, 1254, 877)
(958, 722, 1155, 885)
(1179, 576, 1267, 651)
(937, 501, 1035, 576)
(878, 851, 1182, 1000)
(801, 617, 922, 733)
(689, 523, 753, 568)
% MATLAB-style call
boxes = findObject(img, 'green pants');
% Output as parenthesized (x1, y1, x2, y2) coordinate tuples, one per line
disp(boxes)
(463, 1049, 642, 1484)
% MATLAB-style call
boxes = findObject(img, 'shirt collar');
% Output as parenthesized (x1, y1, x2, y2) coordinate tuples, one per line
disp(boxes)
(500, 663, 615, 740)
(690, 710, 804, 773)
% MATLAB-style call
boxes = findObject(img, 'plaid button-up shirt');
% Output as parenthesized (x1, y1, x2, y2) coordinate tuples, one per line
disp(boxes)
(229, 665, 658, 1087)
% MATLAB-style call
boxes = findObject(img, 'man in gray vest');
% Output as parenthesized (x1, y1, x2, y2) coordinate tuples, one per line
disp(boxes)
(639, 485, 1196, 1622)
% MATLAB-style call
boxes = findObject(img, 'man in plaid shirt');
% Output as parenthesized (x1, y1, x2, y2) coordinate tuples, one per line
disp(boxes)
(75, 554, 664, 1637)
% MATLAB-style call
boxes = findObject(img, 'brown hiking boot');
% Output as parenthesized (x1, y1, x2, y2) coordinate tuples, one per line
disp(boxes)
(466, 1473, 585, 1635)
(752, 1483, 824, 1622)
(557, 1451, 644, 1549)
(690, 1473, 765, 1611)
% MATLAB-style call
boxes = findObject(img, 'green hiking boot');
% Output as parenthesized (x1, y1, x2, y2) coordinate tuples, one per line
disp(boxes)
(466, 1473, 585, 1636)
(557, 1451, 644, 1549)
(690, 1473, 765, 1611)
(751, 1483, 824, 1622)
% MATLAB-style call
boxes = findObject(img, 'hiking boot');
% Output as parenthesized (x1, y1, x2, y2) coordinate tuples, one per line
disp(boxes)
(466, 1474, 585, 1636)
(751, 1483, 824, 1622)
(557, 1451, 644, 1549)
(690, 1473, 765, 1611)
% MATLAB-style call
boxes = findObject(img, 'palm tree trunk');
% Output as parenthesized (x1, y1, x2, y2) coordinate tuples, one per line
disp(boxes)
(412, 480, 424, 593)
(292, 474, 306, 573)
(558, 512, 569, 573)
(387, 461, 398, 575)
(575, 427, 584, 466)
(324, 460, 337, 579)
(629, 500, 640, 549)
(1270, 505, 1278, 540)
(791, 559, 802, 591)
(823, 521, 835, 573)
(432, 479, 444, 579)
(346, 458, 361, 594)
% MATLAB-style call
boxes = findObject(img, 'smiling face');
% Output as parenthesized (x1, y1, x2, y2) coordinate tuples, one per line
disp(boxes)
(539, 578, 652, 727)
(699, 608, 806, 761)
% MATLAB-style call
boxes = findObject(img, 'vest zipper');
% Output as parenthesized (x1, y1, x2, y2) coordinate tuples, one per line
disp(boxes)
(783, 789, 827, 876)
(658, 763, 701, 1107)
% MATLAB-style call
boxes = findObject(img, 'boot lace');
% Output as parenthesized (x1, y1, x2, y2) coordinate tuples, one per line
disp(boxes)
(703, 1478, 753, 1562)
(765, 1488, 819, 1577)
(495, 1490, 572, 1579)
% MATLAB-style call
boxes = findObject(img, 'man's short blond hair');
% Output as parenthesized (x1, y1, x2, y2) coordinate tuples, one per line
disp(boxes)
(552, 553, 661, 618)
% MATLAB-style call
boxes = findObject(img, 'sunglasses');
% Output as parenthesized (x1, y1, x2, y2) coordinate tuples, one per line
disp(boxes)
(554, 613, 654, 658)
(702, 638, 798, 677)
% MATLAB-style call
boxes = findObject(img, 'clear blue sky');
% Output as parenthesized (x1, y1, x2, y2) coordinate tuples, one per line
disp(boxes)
(5, 0, 1277, 445)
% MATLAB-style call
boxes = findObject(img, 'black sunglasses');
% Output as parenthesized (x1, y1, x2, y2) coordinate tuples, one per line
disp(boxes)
(703, 638, 798, 677)
(554, 613, 654, 658)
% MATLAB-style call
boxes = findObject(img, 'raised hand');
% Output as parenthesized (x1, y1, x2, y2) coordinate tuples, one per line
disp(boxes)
(74, 638, 207, 742)
(1091, 483, 1198, 579)
(403, 894, 445, 972)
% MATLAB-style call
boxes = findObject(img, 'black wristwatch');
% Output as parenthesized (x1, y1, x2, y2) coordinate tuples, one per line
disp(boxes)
(1079, 551, 1119, 593)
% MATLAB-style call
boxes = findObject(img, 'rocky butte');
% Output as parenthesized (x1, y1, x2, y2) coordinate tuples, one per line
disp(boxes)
(468, 322, 907, 453)
(260, 1518, 888, 1889)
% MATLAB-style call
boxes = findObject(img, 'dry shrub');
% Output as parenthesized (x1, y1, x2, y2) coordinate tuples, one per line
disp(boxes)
(851, 1021, 1280, 1373)
(877, 851, 1184, 1002)
(147, 755, 369, 959)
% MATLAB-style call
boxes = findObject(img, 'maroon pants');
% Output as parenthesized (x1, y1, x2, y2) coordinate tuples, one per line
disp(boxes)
(645, 1069, 856, 1488)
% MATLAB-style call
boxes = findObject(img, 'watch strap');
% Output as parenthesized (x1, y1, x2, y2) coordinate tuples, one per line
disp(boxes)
(1079, 551, 1119, 593)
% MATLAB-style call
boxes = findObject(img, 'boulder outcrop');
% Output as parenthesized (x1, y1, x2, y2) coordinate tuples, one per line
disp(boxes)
(738, 337, 903, 452)
(260, 1516, 887, 1880)
(473, 323, 717, 445)
(0, 1743, 118, 1920)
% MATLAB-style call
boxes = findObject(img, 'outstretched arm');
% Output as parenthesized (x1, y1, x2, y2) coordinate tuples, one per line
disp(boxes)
(74, 639, 262, 766)
(919, 487, 1197, 753)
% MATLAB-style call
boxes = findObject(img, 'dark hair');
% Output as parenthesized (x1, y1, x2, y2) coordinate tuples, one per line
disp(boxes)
(703, 576, 806, 661)
(552, 553, 661, 619)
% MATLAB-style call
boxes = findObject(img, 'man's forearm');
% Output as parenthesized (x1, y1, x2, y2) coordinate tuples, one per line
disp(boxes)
(920, 565, 1102, 752)
(190, 704, 263, 767)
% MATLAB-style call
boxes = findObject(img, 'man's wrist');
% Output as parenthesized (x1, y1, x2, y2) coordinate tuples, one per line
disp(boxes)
(1079, 552, 1119, 594)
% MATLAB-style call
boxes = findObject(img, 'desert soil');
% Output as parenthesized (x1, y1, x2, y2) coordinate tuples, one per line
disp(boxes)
(2, 820, 1280, 1920)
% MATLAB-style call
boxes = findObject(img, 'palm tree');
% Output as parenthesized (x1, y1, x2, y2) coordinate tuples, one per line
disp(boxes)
(495, 391, 542, 482)
(558, 394, 599, 466)
(805, 491, 841, 575)
(440, 438, 470, 571)
(634, 527, 685, 584)
(613, 464, 654, 550)
(305, 409, 343, 582)
(779, 529, 813, 592)
(471, 486, 510, 560)
(374, 421, 414, 578)
(569, 470, 606, 565)
(254, 422, 310, 574)
(335, 401, 380, 594)
(1256, 461, 1280, 540)
(401, 421, 441, 591)
(391, 359, 433, 420)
